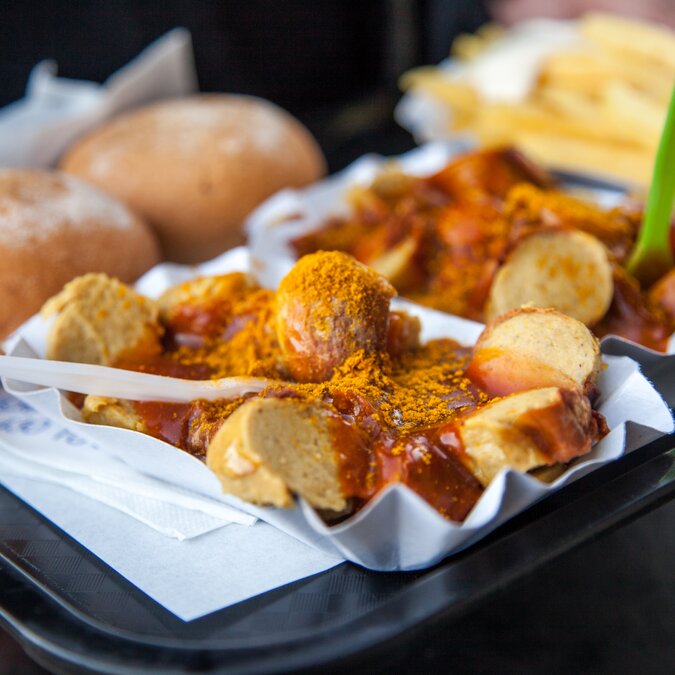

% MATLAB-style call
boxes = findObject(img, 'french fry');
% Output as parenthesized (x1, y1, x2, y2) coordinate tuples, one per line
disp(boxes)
(399, 71, 479, 129)
(512, 131, 655, 186)
(400, 70, 478, 110)
(400, 12, 675, 184)
(600, 81, 665, 147)
(540, 51, 616, 96)
(536, 87, 603, 121)
(474, 100, 651, 150)
(593, 46, 674, 103)
(581, 12, 675, 71)
(451, 23, 505, 61)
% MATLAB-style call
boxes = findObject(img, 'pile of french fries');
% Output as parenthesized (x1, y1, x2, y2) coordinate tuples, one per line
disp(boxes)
(401, 13, 675, 186)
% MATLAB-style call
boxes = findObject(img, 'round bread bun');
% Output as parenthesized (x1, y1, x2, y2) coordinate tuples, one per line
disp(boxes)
(60, 95, 327, 263)
(0, 169, 160, 339)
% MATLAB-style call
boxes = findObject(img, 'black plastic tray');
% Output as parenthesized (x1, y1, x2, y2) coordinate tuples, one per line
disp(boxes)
(2, 423, 675, 674)
(3, 309, 675, 673)
(4, 109, 673, 673)
(3, 296, 675, 675)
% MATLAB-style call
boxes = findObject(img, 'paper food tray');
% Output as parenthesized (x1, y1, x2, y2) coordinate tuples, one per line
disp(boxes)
(3, 246, 673, 571)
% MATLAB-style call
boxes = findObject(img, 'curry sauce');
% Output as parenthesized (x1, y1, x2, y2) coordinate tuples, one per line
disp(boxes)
(111, 265, 601, 521)
(292, 149, 674, 350)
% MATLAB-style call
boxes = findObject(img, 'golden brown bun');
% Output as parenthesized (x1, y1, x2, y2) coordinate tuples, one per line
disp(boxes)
(0, 170, 160, 339)
(60, 95, 327, 263)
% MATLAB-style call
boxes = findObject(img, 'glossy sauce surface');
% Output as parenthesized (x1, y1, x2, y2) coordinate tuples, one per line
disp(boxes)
(135, 401, 193, 452)
(285, 377, 486, 521)
(116, 354, 213, 380)
(330, 408, 483, 522)
(593, 274, 672, 352)
(110, 265, 602, 523)
(123, 304, 493, 519)
(134, 396, 253, 459)
(291, 149, 674, 349)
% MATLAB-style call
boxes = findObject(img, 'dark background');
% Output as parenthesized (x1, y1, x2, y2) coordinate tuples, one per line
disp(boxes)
(0, 0, 489, 171)
(1, 1, 674, 672)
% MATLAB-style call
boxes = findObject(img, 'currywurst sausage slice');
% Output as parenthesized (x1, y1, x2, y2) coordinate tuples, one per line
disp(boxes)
(157, 272, 258, 325)
(275, 251, 395, 382)
(42, 273, 162, 365)
(459, 387, 596, 486)
(467, 307, 601, 396)
(207, 397, 346, 511)
(486, 229, 614, 325)
(82, 395, 146, 432)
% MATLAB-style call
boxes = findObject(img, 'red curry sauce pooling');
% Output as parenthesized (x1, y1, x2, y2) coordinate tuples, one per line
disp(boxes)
(133, 397, 254, 460)
(109, 265, 599, 522)
(135, 401, 194, 451)
(591, 273, 672, 352)
(130, 357, 488, 522)
(116, 355, 213, 380)
(291, 149, 674, 350)
(325, 398, 484, 522)
(113, 305, 521, 522)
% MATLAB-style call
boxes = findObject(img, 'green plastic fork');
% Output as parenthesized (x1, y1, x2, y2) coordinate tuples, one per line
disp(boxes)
(626, 85, 675, 287)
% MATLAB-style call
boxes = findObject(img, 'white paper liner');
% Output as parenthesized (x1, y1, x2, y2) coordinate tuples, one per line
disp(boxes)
(0, 29, 197, 168)
(3, 247, 673, 571)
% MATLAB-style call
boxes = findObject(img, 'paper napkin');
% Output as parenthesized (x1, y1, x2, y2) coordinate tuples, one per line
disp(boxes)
(0, 28, 197, 168)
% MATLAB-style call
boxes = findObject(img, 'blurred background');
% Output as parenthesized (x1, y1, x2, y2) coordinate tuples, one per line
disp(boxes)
(1, 1, 675, 672)
(1, 0, 673, 172)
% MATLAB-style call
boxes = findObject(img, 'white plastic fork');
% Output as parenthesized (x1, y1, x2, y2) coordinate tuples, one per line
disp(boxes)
(0, 354, 272, 402)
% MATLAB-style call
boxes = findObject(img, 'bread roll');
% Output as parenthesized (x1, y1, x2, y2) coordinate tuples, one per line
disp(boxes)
(0, 170, 159, 339)
(60, 95, 327, 263)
